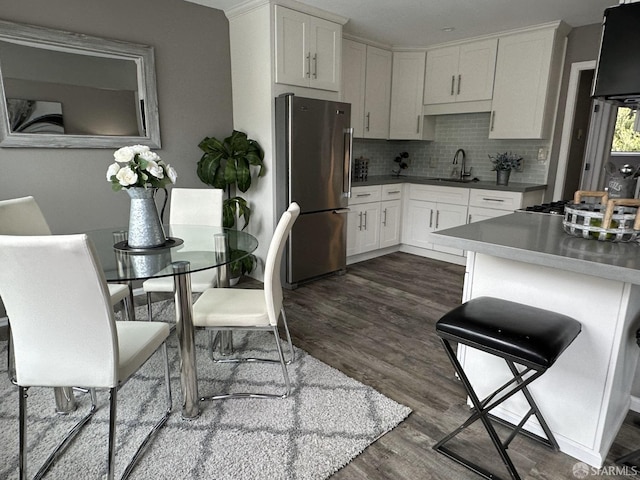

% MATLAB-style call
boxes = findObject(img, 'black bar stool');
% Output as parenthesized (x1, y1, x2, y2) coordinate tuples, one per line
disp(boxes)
(433, 296, 582, 480)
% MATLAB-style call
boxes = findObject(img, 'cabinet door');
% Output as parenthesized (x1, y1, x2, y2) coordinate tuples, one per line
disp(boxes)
(468, 206, 512, 224)
(346, 207, 362, 256)
(342, 39, 366, 137)
(275, 6, 309, 88)
(433, 203, 467, 255)
(309, 17, 341, 91)
(405, 200, 436, 249)
(389, 51, 426, 140)
(423, 46, 459, 105)
(456, 39, 497, 102)
(490, 29, 556, 139)
(364, 46, 392, 139)
(360, 203, 381, 253)
(380, 200, 402, 248)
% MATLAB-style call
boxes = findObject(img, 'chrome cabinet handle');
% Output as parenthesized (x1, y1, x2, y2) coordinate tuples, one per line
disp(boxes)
(306, 52, 311, 78)
(312, 53, 317, 78)
(382, 208, 387, 226)
(429, 209, 433, 228)
(451, 75, 455, 96)
(363, 211, 367, 230)
(457, 74, 461, 95)
(417, 115, 420, 133)
(482, 197, 505, 202)
(387, 190, 400, 195)
(435, 210, 440, 229)
(356, 193, 372, 197)
(358, 211, 363, 230)
(366, 112, 370, 131)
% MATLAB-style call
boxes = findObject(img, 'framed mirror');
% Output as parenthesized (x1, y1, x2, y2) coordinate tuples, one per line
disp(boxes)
(0, 20, 160, 148)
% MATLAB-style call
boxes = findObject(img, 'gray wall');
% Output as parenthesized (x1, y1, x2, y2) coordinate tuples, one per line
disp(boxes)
(0, 0, 233, 233)
(547, 23, 603, 200)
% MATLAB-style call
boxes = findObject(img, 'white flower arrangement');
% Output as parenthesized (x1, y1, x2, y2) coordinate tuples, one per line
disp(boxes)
(106, 145, 177, 191)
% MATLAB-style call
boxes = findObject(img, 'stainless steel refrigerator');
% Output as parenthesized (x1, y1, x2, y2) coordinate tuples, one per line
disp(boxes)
(275, 94, 353, 289)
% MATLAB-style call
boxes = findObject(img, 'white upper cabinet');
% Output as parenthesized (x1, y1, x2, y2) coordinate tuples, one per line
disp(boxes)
(389, 51, 426, 140)
(342, 39, 367, 137)
(275, 5, 341, 92)
(489, 24, 568, 139)
(424, 39, 497, 105)
(342, 40, 392, 139)
(363, 46, 392, 139)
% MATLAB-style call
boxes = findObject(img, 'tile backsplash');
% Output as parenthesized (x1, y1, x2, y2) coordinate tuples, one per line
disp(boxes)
(353, 112, 550, 184)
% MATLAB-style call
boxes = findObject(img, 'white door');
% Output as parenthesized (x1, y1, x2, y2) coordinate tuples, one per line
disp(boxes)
(424, 46, 459, 105)
(309, 17, 340, 91)
(456, 39, 497, 103)
(364, 46, 392, 139)
(274, 6, 309, 88)
(342, 39, 367, 137)
(433, 203, 467, 255)
(390, 51, 426, 140)
(380, 200, 402, 248)
(406, 200, 436, 249)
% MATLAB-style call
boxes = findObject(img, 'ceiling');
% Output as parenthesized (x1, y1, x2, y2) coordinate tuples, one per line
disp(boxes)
(185, 0, 616, 47)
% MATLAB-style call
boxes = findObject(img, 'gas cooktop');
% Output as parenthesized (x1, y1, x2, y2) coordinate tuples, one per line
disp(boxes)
(517, 200, 568, 215)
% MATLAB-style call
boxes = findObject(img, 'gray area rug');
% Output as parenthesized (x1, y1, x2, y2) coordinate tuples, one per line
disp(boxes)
(0, 299, 411, 479)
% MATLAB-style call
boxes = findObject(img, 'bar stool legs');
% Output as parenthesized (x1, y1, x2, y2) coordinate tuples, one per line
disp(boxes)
(432, 297, 581, 480)
(434, 338, 558, 480)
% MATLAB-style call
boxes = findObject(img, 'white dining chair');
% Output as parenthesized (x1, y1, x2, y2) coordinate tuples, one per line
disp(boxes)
(142, 188, 224, 321)
(192, 202, 300, 400)
(0, 196, 132, 318)
(0, 233, 172, 480)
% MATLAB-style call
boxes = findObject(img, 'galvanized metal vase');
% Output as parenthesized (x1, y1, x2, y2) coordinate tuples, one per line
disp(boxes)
(126, 187, 166, 248)
(496, 169, 510, 186)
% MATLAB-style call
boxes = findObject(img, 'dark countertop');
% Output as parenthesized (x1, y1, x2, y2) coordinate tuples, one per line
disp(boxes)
(431, 212, 640, 284)
(352, 175, 547, 193)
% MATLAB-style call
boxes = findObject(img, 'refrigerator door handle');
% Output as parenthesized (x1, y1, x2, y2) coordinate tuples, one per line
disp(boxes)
(343, 127, 354, 198)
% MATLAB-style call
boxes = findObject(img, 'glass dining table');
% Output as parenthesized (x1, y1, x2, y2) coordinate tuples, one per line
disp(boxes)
(85, 224, 259, 419)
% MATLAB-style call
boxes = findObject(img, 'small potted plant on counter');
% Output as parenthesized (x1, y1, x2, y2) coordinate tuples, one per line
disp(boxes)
(489, 152, 522, 186)
(392, 152, 409, 177)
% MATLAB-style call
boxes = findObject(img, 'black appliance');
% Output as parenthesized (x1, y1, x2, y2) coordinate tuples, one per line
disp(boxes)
(517, 200, 568, 215)
(592, 2, 640, 105)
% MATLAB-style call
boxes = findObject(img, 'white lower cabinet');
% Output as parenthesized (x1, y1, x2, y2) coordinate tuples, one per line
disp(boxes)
(348, 184, 403, 257)
(347, 185, 381, 256)
(349, 182, 545, 263)
(347, 202, 380, 256)
(380, 199, 402, 248)
(467, 189, 544, 223)
(403, 184, 469, 257)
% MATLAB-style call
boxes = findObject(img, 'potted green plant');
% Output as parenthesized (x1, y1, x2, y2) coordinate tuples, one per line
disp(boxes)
(197, 130, 265, 278)
(489, 152, 522, 186)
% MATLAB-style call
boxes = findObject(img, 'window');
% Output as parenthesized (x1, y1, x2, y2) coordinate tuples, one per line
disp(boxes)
(612, 107, 640, 152)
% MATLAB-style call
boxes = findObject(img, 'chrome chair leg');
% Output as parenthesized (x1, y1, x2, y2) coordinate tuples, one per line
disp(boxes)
(28, 389, 98, 480)
(120, 342, 173, 480)
(107, 387, 117, 480)
(280, 308, 295, 365)
(146, 292, 153, 321)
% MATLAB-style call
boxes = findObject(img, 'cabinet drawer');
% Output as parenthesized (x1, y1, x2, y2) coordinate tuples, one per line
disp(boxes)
(381, 183, 403, 200)
(469, 189, 522, 211)
(349, 185, 381, 205)
(409, 184, 469, 205)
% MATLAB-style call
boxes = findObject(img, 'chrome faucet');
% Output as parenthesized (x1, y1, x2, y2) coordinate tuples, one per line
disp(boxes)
(453, 148, 469, 181)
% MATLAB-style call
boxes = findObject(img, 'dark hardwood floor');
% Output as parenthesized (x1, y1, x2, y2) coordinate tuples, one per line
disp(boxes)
(282, 252, 640, 480)
(2, 251, 639, 478)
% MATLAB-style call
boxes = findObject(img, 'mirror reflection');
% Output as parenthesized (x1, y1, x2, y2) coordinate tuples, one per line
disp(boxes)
(0, 20, 160, 148)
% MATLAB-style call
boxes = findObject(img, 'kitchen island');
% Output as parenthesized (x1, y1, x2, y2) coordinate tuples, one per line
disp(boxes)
(431, 212, 640, 467)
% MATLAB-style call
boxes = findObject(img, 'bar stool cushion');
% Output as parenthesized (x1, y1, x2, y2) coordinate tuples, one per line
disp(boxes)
(436, 296, 581, 369)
